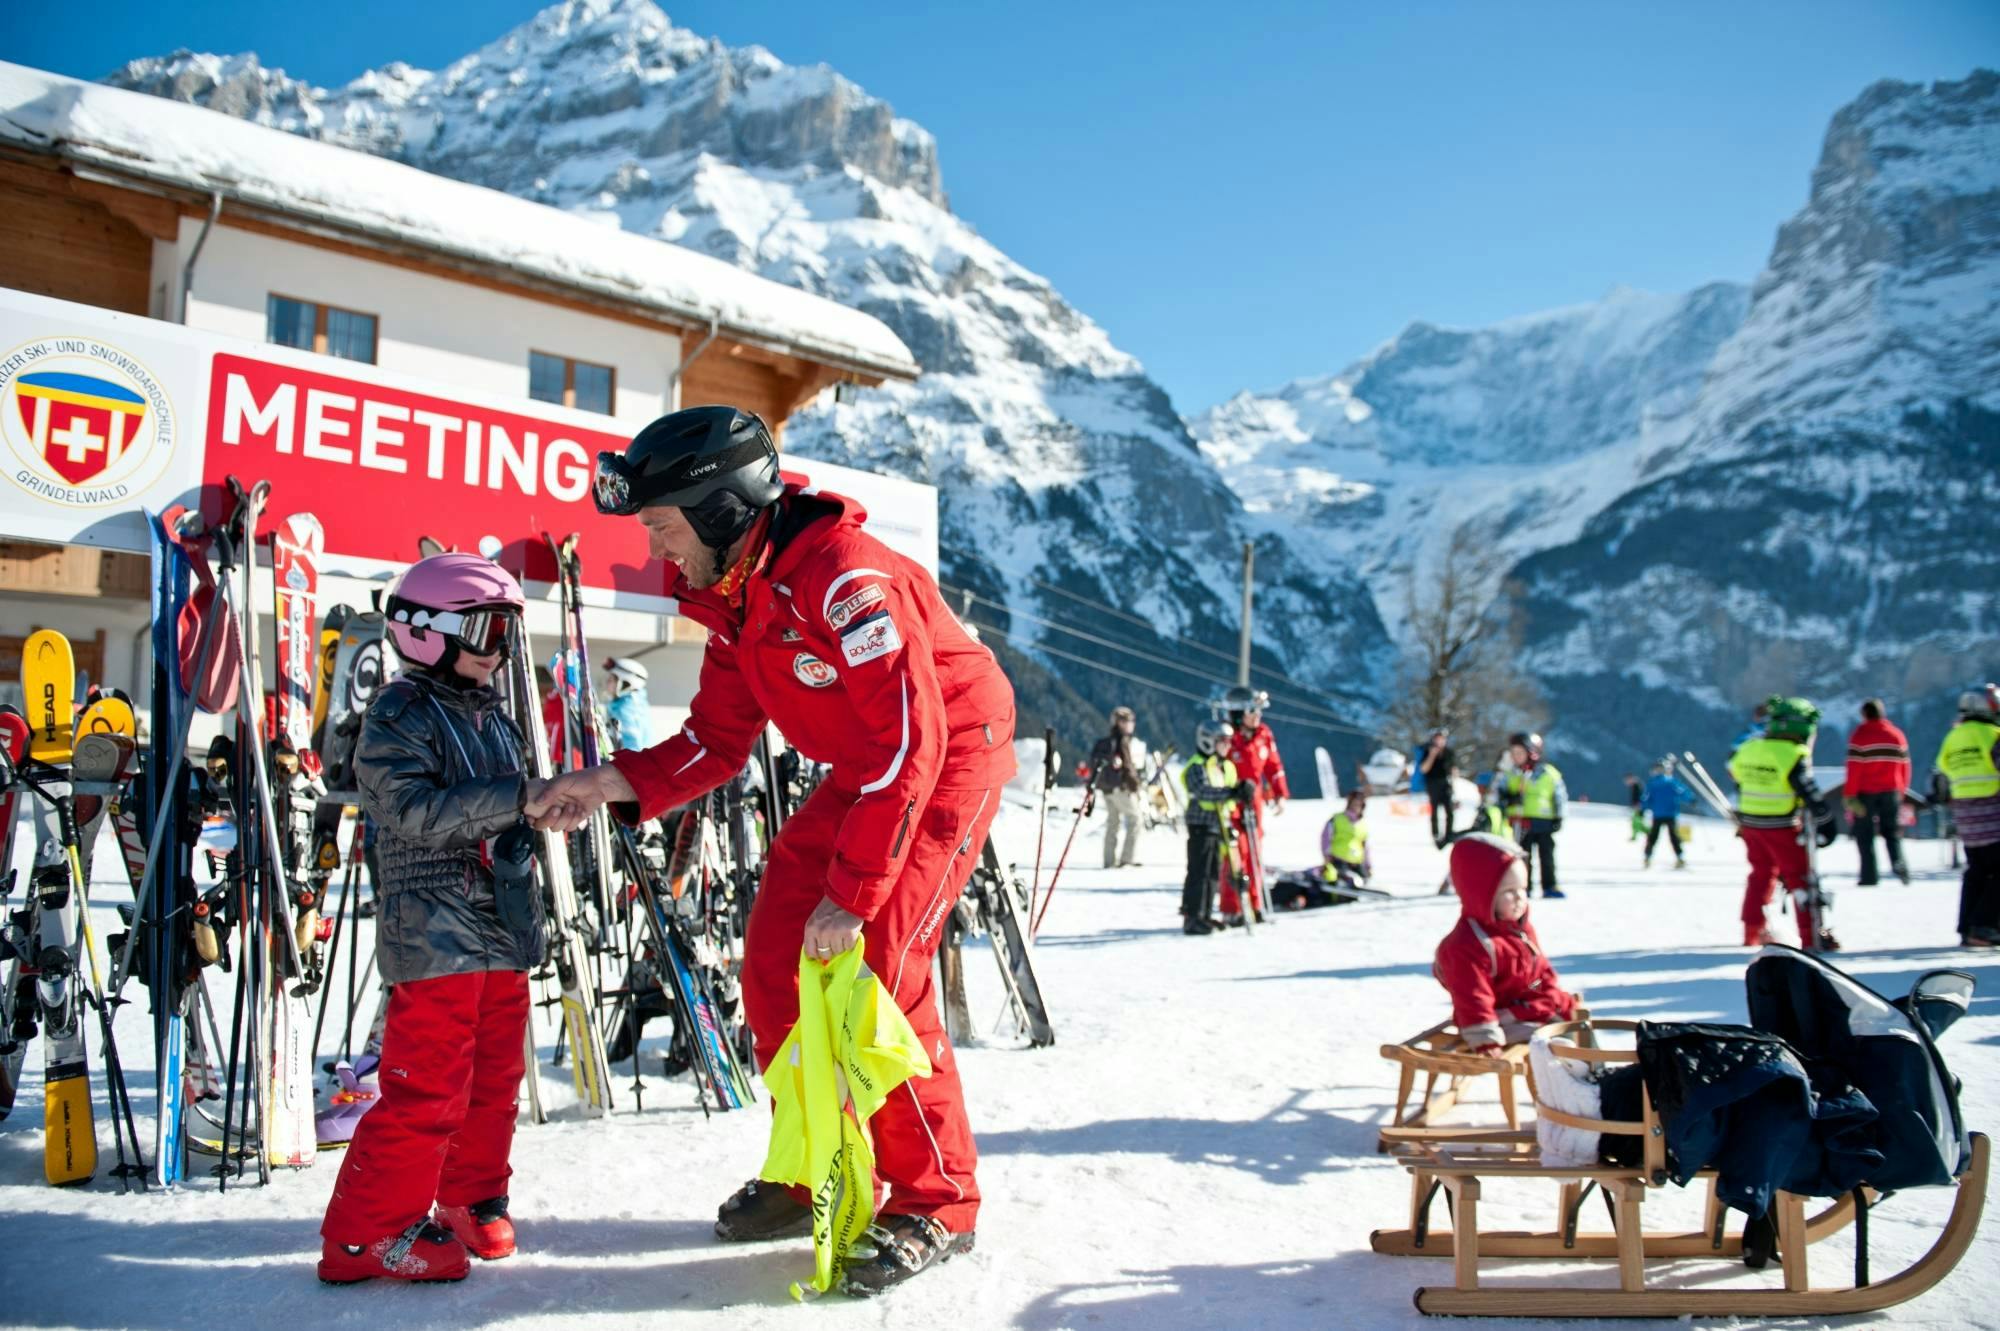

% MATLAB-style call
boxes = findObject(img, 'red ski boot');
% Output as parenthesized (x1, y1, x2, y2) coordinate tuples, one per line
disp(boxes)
(318, 1219, 470, 1284)
(435, 1196, 516, 1260)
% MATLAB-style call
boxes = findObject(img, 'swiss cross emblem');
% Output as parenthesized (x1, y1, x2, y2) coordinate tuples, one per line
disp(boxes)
(15, 372, 148, 486)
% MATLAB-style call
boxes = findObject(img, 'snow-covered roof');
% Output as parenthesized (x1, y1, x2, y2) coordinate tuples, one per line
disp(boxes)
(0, 62, 918, 382)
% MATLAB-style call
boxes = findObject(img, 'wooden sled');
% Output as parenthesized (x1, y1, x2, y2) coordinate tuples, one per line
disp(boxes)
(1372, 1019, 1990, 1318)
(1377, 1003, 1587, 1152)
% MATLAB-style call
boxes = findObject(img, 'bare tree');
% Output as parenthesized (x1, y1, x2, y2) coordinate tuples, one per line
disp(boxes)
(1383, 526, 1548, 769)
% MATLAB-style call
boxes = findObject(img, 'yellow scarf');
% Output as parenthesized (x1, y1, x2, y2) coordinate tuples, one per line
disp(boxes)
(759, 941, 933, 1299)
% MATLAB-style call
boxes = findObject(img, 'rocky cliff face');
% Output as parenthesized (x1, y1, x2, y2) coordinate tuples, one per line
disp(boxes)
(1198, 71, 1999, 790)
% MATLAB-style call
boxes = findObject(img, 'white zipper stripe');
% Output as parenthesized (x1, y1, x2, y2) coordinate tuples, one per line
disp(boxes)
(890, 787, 990, 1000)
(905, 1080, 965, 1204)
(859, 678, 910, 794)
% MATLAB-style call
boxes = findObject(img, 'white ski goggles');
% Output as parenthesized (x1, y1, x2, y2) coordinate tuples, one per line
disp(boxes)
(386, 598, 515, 656)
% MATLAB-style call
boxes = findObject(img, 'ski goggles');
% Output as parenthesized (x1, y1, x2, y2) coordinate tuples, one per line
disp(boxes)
(386, 597, 515, 656)
(592, 451, 661, 516)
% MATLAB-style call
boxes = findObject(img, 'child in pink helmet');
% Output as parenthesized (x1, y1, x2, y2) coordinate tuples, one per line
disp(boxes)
(318, 553, 553, 1284)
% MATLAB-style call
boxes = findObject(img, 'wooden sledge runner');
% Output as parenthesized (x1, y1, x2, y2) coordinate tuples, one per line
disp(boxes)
(1373, 1019, 1989, 1317)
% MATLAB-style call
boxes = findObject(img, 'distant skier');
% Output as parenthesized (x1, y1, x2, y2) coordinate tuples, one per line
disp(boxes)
(1420, 729, 1457, 847)
(1935, 685, 2000, 947)
(1090, 705, 1145, 869)
(1623, 772, 1644, 841)
(532, 406, 1014, 1293)
(1727, 696, 1838, 949)
(1500, 732, 1566, 898)
(1219, 685, 1287, 917)
(318, 554, 552, 1285)
(1843, 697, 1911, 886)
(1179, 719, 1241, 935)
(1642, 760, 1691, 869)
(602, 656, 654, 752)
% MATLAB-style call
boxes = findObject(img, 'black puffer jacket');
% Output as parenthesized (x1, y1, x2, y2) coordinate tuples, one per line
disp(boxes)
(356, 670, 544, 985)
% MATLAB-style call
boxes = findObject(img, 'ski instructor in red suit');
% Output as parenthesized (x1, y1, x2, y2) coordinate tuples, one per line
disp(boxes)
(528, 405, 1016, 1295)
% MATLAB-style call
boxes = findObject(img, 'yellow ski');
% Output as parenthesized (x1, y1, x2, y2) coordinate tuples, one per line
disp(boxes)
(22, 629, 75, 764)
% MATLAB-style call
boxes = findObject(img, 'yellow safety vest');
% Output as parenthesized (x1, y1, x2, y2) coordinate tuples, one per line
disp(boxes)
(1324, 812, 1367, 877)
(760, 943, 931, 1300)
(1518, 766, 1562, 820)
(1729, 737, 1808, 819)
(1181, 754, 1239, 811)
(1479, 803, 1510, 837)
(1938, 720, 2000, 800)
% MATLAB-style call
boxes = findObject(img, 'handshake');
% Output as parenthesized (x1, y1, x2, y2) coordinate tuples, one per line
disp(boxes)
(521, 764, 636, 833)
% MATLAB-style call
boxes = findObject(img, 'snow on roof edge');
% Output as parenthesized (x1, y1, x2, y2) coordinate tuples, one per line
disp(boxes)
(0, 61, 919, 382)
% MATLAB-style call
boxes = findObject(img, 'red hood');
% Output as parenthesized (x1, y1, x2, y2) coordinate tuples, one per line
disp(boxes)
(1451, 832, 1522, 926)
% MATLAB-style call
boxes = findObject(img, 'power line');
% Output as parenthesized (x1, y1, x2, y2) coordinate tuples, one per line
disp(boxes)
(937, 538, 1364, 704)
(973, 620, 1375, 740)
(942, 579, 1364, 731)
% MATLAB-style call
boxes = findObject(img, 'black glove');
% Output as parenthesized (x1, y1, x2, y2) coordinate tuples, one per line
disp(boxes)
(1550, 818, 1563, 834)
(1235, 780, 1256, 803)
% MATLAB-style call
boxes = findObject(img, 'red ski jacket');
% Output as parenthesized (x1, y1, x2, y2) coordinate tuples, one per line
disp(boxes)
(1434, 834, 1575, 1050)
(1227, 721, 1290, 804)
(1843, 718, 1911, 797)
(609, 487, 1017, 920)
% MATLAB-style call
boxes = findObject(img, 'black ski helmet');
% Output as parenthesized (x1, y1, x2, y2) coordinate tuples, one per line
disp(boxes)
(592, 404, 784, 549)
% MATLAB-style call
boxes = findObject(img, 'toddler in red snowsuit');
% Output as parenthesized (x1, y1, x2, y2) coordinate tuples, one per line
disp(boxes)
(1434, 833, 1577, 1052)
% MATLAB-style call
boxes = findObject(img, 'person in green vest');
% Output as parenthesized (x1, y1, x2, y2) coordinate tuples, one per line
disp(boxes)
(1320, 789, 1373, 891)
(1935, 684, 2000, 948)
(1180, 719, 1245, 936)
(1500, 732, 1567, 898)
(1727, 695, 1838, 949)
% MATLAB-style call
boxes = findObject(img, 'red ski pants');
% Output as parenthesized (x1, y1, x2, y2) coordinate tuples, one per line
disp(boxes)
(1741, 825, 1809, 929)
(743, 780, 999, 1234)
(321, 969, 529, 1245)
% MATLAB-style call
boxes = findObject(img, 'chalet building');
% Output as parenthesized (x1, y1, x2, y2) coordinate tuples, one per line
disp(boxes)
(0, 62, 925, 732)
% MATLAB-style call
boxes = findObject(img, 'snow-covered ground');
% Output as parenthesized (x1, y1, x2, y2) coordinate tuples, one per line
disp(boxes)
(4, 799, 1996, 1329)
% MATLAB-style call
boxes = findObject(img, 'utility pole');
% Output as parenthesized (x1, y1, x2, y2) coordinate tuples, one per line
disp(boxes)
(1236, 540, 1254, 687)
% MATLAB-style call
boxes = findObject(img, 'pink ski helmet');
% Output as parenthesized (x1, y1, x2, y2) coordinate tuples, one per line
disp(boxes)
(385, 553, 526, 668)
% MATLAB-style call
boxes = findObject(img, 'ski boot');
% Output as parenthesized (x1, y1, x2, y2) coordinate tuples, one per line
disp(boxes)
(1674, 858, 1688, 870)
(714, 1178, 812, 1242)
(318, 1219, 469, 1284)
(1181, 915, 1215, 936)
(1540, 886, 1567, 900)
(1643, 854, 1653, 869)
(841, 1213, 974, 1297)
(435, 1195, 515, 1260)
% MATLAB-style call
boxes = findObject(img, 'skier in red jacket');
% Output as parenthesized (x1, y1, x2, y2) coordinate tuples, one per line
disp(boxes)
(1433, 833, 1577, 1053)
(1217, 685, 1288, 919)
(531, 407, 1015, 1295)
(1843, 698, 1911, 885)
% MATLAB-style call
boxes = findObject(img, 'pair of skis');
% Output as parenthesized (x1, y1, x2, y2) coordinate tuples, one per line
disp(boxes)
(1, 630, 147, 1188)
(939, 840, 1055, 1049)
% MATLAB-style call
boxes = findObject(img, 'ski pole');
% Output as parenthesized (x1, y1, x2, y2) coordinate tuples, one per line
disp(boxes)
(1030, 727, 1055, 900)
(1030, 775, 1094, 939)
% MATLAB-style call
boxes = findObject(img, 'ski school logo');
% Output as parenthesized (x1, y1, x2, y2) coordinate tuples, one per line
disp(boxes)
(792, 652, 837, 688)
(0, 336, 174, 508)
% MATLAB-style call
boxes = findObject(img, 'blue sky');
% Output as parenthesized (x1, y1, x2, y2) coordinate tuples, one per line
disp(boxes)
(7, 1, 1998, 413)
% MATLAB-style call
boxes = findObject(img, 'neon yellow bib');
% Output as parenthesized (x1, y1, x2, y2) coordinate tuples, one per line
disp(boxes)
(760, 941, 932, 1300)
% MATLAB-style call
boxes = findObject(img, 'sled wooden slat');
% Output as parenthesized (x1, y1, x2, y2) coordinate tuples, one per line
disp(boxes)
(1378, 1005, 1592, 1151)
(1370, 1185, 1861, 1259)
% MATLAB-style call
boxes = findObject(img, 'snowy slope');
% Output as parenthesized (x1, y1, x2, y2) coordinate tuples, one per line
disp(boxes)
(108, 0, 1389, 766)
(6, 800, 1997, 1328)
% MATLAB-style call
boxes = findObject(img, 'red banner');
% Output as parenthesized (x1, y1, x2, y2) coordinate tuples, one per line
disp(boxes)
(202, 352, 665, 597)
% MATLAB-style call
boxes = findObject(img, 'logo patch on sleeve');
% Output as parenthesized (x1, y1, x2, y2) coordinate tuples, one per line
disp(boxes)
(839, 610, 903, 667)
(792, 652, 837, 687)
(827, 583, 886, 631)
